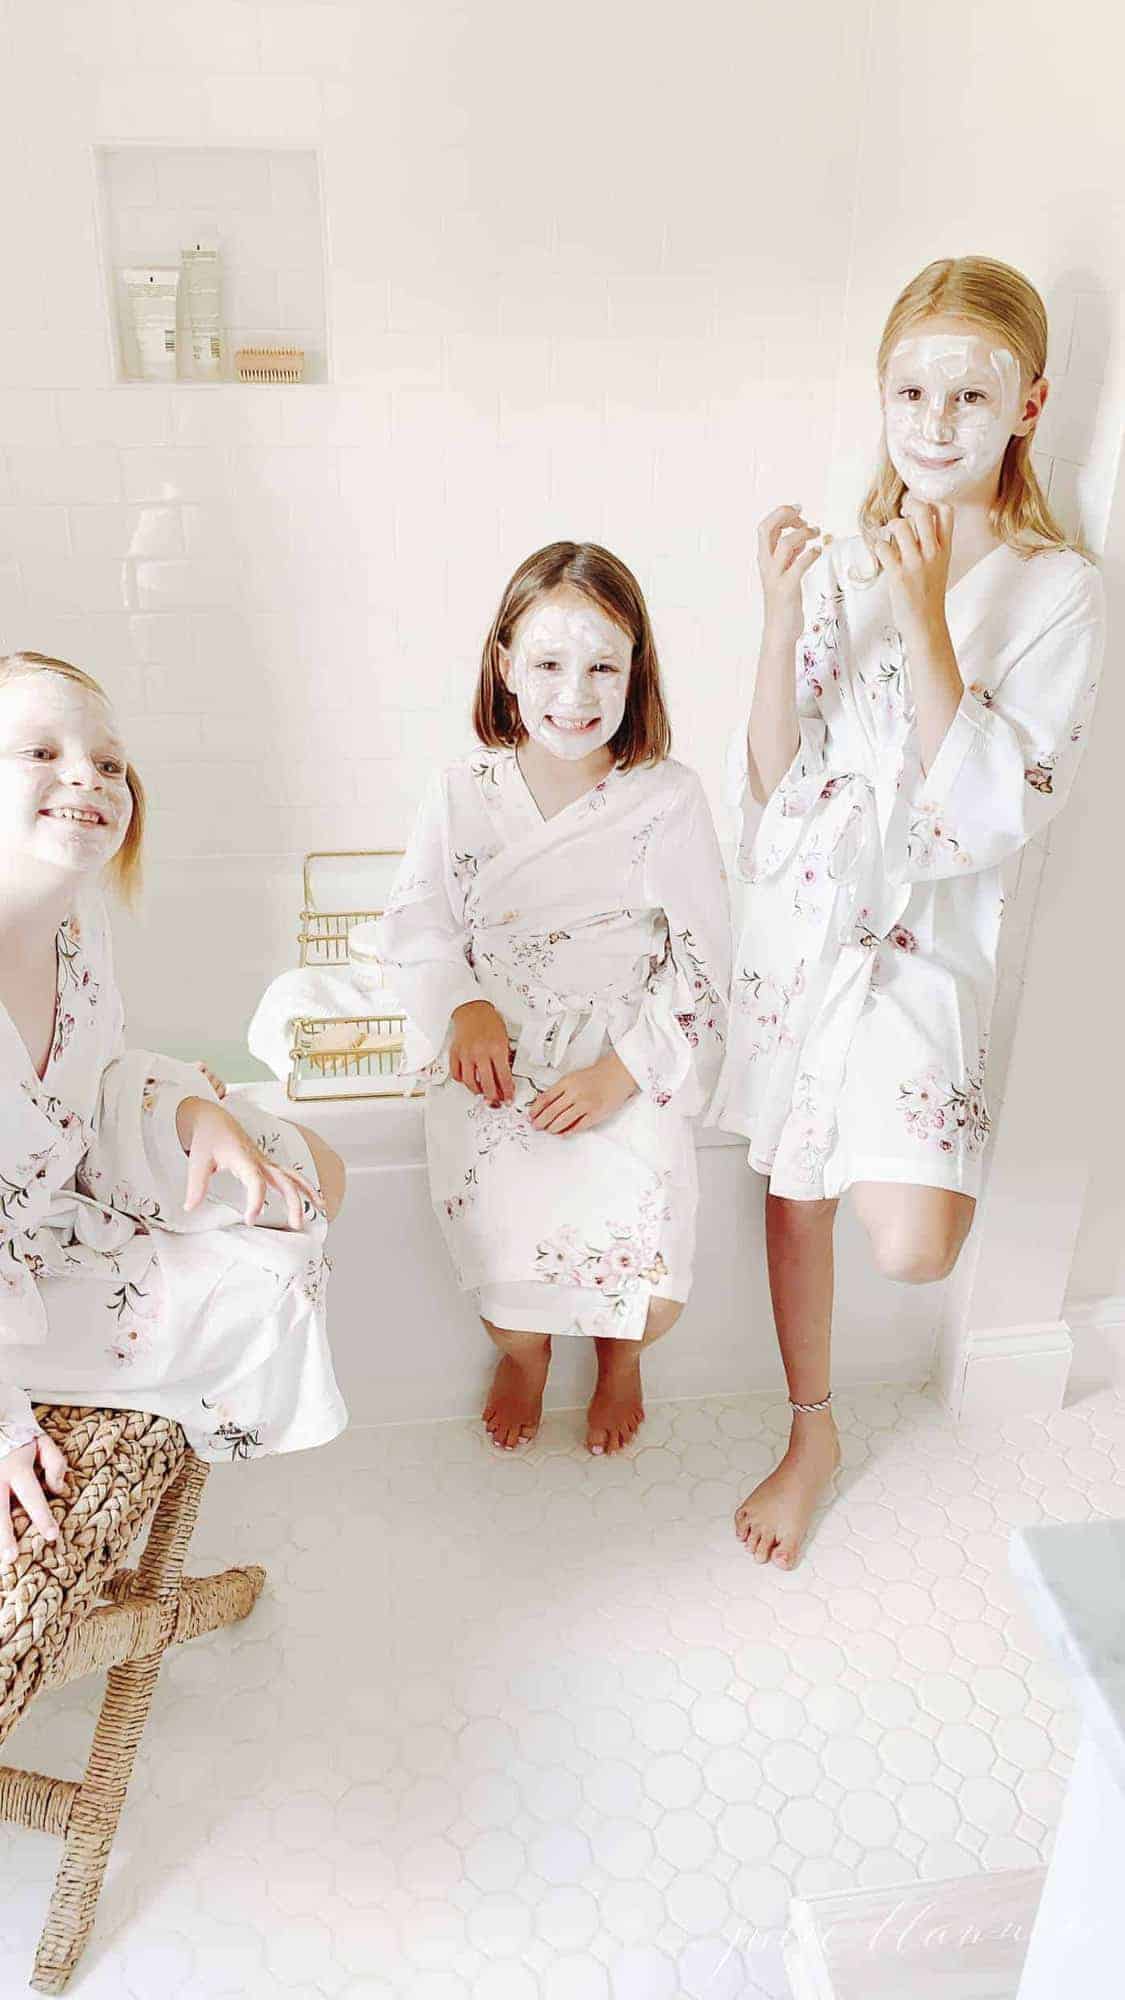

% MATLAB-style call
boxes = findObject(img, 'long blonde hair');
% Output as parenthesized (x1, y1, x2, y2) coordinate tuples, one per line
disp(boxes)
(860, 256, 1072, 559)
(0, 651, 145, 900)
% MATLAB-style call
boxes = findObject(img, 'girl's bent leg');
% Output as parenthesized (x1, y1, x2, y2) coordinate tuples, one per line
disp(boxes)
(735, 1193, 842, 1569)
(850, 1181, 975, 1283)
(587, 1297, 683, 1458)
(481, 1321, 551, 1450)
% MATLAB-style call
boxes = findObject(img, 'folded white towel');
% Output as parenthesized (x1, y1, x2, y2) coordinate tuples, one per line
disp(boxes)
(247, 963, 394, 1083)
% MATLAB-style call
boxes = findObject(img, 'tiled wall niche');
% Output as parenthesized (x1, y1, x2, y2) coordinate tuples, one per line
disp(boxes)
(95, 144, 328, 383)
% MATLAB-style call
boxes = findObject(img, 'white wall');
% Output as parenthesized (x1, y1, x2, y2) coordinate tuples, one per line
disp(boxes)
(0, 0, 873, 1067)
(1, 0, 1122, 1394)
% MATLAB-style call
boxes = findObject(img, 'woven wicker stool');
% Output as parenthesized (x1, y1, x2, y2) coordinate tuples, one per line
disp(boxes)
(0, 1404, 265, 1994)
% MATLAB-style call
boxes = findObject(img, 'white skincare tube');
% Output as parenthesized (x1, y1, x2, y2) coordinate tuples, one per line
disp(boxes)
(180, 243, 223, 380)
(122, 266, 179, 382)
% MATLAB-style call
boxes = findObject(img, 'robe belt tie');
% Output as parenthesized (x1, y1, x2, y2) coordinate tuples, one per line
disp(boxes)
(509, 1001, 627, 1080)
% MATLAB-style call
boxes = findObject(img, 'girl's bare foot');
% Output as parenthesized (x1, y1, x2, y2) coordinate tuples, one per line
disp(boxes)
(734, 1408, 841, 1567)
(586, 1338, 645, 1455)
(483, 1343, 550, 1450)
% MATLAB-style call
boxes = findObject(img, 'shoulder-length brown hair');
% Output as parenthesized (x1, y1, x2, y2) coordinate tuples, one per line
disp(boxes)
(473, 542, 672, 769)
(860, 255, 1075, 561)
(0, 651, 145, 901)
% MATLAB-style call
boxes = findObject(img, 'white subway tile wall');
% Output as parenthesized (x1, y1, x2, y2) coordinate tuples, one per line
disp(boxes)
(0, 0, 1120, 1066)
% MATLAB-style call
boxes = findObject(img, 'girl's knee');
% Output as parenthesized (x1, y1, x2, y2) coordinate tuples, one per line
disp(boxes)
(870, 1227, 964, 1285)
(644, 1297, 683, 1343)
(481, 1320, 551, 1359)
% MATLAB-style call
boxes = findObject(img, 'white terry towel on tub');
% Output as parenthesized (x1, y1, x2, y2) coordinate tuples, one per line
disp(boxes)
(247, 964, 388, 1082)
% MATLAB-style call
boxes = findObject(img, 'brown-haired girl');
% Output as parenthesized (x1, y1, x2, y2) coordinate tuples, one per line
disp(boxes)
(712, 256, 1106, 1568)
(0, 653, 347, 1563)
(371, 542, 730, 1453)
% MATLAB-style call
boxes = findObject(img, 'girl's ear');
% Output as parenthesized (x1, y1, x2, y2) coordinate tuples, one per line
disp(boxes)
(1014, 376, 1049, 440)
(498, 644, 513, 691)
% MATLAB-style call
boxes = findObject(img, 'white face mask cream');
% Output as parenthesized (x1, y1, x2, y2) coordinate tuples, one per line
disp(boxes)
(504, 591, 632, 763)
(122, 266, 179, 382)
(883, 334, 1022, 502)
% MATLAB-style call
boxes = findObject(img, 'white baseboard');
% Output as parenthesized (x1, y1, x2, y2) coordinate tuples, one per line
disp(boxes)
(942, 1320, 1075, 1423)
(1065, 1295, 1125, 1390)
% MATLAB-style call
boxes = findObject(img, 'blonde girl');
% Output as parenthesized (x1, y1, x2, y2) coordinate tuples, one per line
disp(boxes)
(0, 653, 346, 1563)
(712, 258, 1105, 1567)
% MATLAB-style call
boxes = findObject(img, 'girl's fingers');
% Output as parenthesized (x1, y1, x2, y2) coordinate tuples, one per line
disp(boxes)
(237, 1162, 268, 1227)
(530, 1083, 565, 1119)
(286, 1169, 325, 1215)
(10, 1465, 59, 1544)
(887, 517, 920, 561)
(875, 527, 901, 568)
(760, 504, 804, 541)
(559, 1112, 590, 1137)
(788, 537, 824, 581)
(183, 1143, 214, 1212)
(778, 526, 819, 572)
(494, 1048, 515, 1100)
(908, 501, 939, 561)
(0, 1496, 16, 1566)
(267, 1166, 305, 1232)
(539, 1097, 578, 1133)
(39, 1438, 70, 1496)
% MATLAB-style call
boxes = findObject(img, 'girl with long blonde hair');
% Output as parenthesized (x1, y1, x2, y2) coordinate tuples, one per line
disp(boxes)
(0, 652, 347, 1563)
(712, 257, 1105, 1568)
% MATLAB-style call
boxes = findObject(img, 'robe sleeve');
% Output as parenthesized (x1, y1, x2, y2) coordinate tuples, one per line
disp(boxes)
(70, 899, 212, 1228)
(84, 1050, 227, 1230)
(891, 561, 1105, 883)
(1, 1081, 91, 1460)
(727, 550, 835, 880)
(612, 771, 732, 1114)
(371, 771, 483, 1067)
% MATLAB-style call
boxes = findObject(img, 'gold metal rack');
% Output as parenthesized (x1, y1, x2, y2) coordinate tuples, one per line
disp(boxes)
(287, 1013, 407, 1102)
(289, 850, 410, 1101)
(297, 849, 404, 966)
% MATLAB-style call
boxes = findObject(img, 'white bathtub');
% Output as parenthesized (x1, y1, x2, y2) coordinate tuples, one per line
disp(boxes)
(233, 1083, 941, 1424)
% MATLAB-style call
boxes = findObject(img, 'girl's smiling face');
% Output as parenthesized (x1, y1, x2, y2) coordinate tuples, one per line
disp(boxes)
(883, 315, 1029, 503)
(0, 672, 132, 885)
(502, 587, 633, 763)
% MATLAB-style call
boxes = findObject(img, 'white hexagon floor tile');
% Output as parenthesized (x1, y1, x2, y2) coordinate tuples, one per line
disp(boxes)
(3, 1380, 1123, 1999)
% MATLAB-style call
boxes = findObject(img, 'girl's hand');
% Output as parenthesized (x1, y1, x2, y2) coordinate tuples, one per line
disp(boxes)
(529, 1050, 638, 1137)
(874, 499, 954, 636)
(450, 1000, 515, 1106)
(757, 505, 828, 635)
(176, 1097, 324, 1230)
(193, 1059, 227, 1100)
(0, 1435, 69, 1567)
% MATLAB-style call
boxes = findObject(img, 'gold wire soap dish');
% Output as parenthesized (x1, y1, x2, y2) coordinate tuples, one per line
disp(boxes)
(288, 850, 409, 1101)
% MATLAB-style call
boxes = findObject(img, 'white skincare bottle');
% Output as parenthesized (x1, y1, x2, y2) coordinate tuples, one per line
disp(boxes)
(180, 243, 223, 380)
(122, 267, 179, 382)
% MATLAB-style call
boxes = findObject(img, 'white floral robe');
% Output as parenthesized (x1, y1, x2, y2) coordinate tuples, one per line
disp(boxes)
(0, 895, 346, 1463)
(711, 538, 1104, 1199)
(373, 751, 730, 1340)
